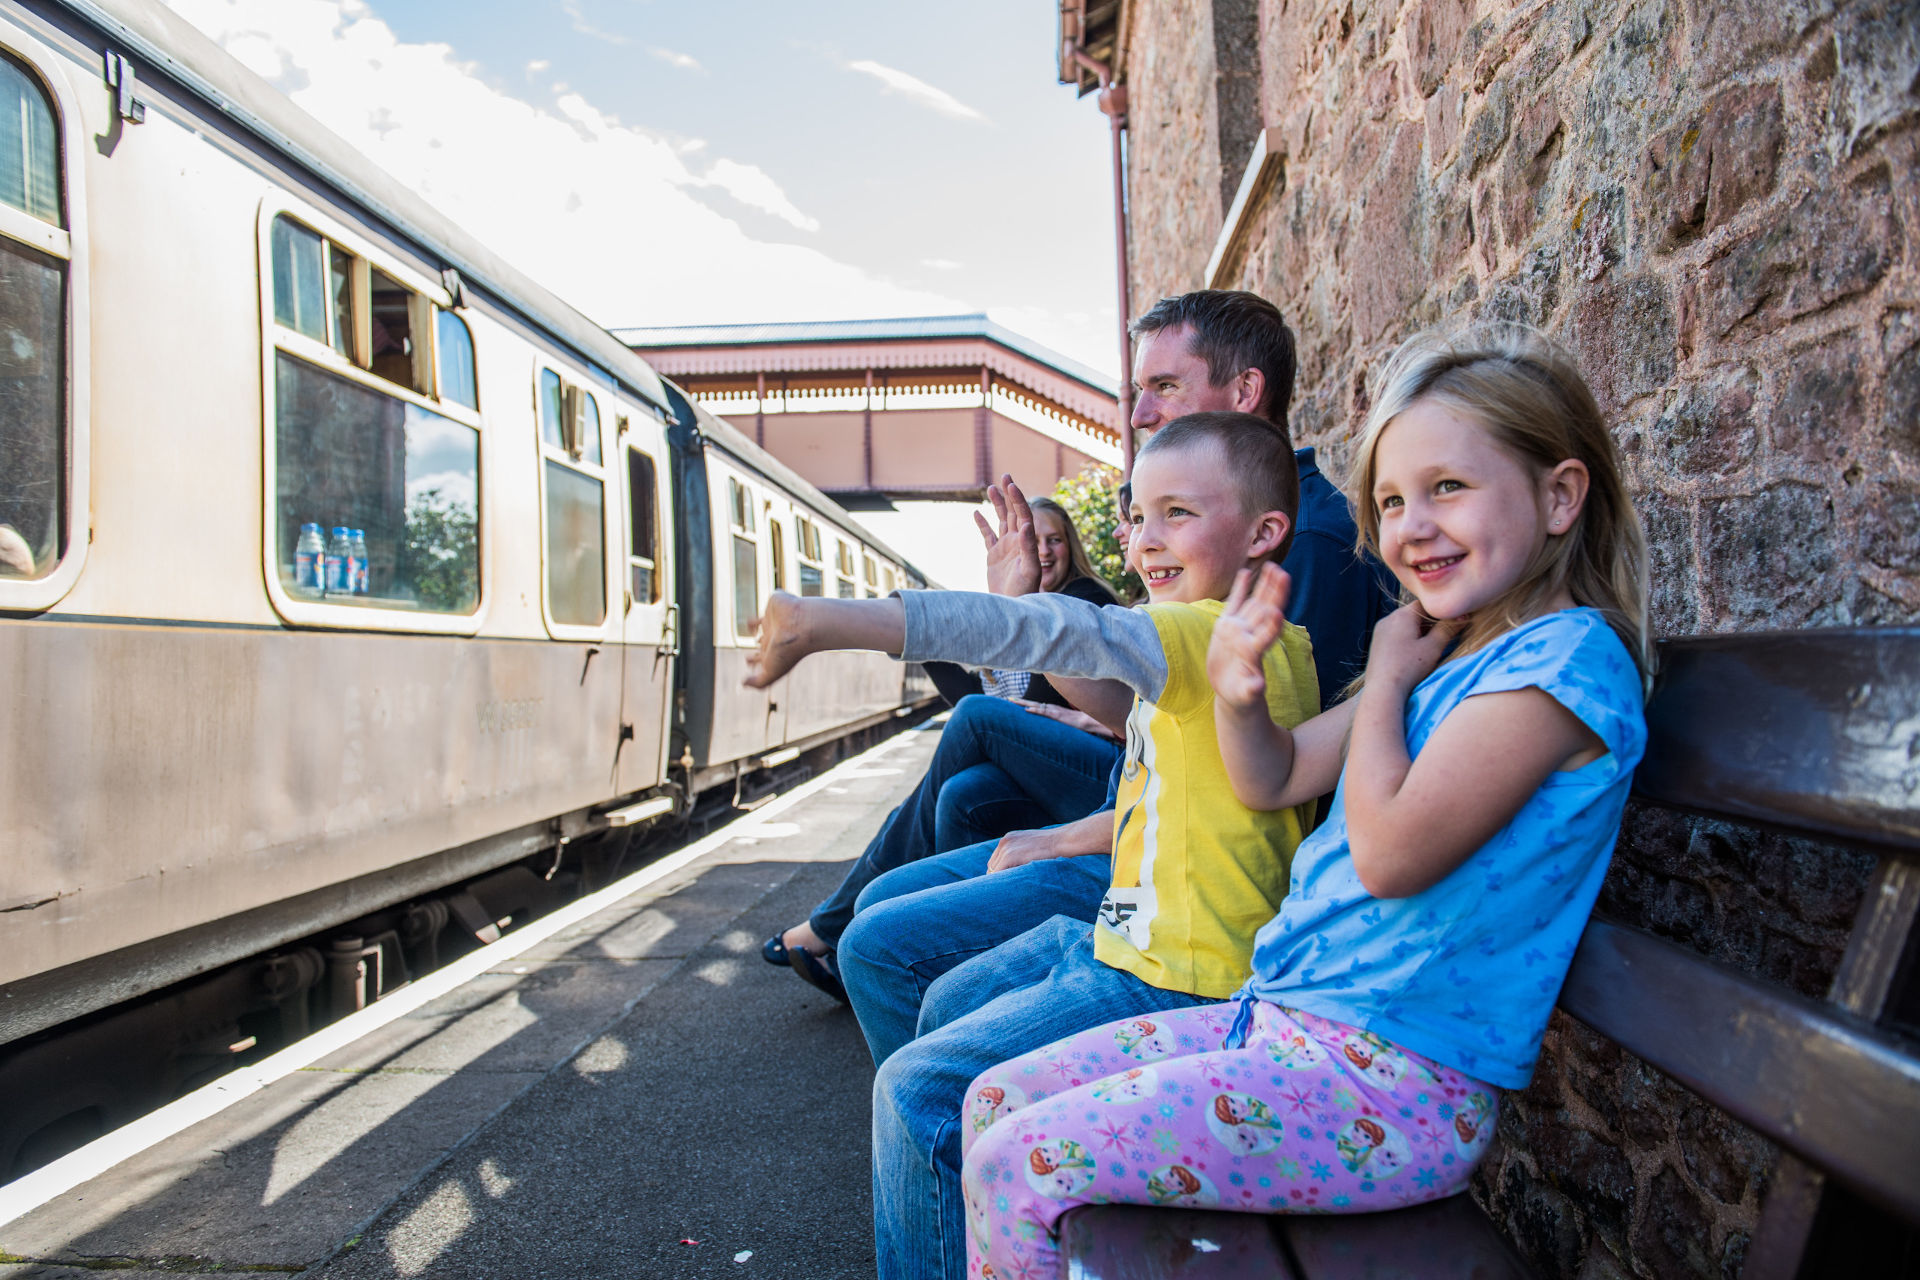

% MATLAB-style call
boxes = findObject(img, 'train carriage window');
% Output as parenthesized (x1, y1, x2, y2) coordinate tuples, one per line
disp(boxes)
(265, 207, 486, 624)
(727, 478, 758, 637)
(0, 55, 59, 224)
(835, 541, 856, 599)
(580, 390, 602, 466)
(539, 368, 564, 450)
(768, 516, 786, 592)
(795, 515, 824, 597)
(863, 554, 879, 598)
(0, 54, 65, 582)
(270, 218, 328, 346)
(435, 309, 477, 411)
(274, 353, 479, 613)
(544, 457, 605, 625)
(626, 447, 660, 605)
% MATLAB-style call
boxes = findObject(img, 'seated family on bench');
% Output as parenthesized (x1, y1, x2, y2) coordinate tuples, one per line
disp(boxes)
(747, 291, 1652, 1280)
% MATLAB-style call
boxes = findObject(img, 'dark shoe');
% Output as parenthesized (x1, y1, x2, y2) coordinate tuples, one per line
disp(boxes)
(762, 932, 793, 967)
(788, 947, 849, 1005)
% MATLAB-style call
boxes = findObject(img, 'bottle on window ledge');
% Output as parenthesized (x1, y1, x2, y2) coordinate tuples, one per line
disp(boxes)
(349, 528, 369, 595)
(295, 523, 324, 595)
(325, 526, 352, 595)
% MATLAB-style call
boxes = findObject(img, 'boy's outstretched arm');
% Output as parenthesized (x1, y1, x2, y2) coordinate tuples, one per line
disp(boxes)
(1208, 564, 1352, 809)
(744, 593, 906, 688)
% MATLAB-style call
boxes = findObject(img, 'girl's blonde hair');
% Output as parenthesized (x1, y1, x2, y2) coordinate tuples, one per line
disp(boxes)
(1030, 496, 1117, 602)
(1351, 325, 1653, 688)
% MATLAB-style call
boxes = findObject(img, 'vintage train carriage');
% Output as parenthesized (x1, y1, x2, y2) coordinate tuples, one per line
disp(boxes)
(0, 0, 929, 1052)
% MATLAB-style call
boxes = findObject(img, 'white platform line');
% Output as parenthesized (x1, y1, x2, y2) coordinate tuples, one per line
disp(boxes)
(0, 724, 931, 1230)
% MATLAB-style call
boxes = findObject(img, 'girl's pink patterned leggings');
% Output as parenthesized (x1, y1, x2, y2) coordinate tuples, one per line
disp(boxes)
(960, 999, 1499, 1280)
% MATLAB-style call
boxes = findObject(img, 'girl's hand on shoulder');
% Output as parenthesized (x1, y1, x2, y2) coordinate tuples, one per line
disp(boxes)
(1365, 602, 1459, 694)
(1012, 698, 1124, 742)
(1207, 564, 1292, 712)
(744, 592, 811, 688)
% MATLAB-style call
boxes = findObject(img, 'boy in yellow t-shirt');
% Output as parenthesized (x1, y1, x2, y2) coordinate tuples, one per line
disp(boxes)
(746, 411, 1320, 1280)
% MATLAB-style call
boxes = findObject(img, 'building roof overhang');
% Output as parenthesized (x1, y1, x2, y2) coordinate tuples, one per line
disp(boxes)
(619, 315, 1121, 433)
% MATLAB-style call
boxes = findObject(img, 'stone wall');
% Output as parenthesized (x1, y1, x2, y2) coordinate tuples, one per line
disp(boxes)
(1118, 0, 1916, 1275)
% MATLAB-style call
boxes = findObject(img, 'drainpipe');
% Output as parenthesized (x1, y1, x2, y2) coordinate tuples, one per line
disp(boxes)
(1069, 46, 1135, 479)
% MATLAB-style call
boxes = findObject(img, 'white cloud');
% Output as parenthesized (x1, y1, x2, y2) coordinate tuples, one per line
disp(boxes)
(560, 0, 627, 46)
(525, 58, 549, 74)
(156, 0, 958, 331)
(846, 59, 987, 123)
(649, 46, 703, 73)
(692, 158, 820, 232)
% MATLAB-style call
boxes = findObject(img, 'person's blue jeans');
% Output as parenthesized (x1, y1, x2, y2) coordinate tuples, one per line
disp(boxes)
(839, 843, 1112, 1065)
(807, 695, 1119, 947)
(868, 916, 1214, 1280)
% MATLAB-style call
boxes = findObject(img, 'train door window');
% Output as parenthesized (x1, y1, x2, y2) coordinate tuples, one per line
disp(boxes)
(728, 477, 758, 637)
(626, 446, 660, 605)
(835, 541, 856, 598)
(263, 203, 481, 629)
(0, 48, 74, 594)
(436, 309, 477, 410)
(534, 365, 606, 629)
(863, 554, 879, 598)
(768, 515, 786, 592)
(795, 516, 824, 597)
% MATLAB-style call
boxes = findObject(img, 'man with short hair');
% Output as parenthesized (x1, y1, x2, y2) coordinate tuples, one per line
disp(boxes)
(835, 289, 1395, 1065)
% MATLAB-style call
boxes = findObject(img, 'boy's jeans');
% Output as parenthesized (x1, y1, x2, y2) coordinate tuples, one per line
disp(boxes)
(807, 694, 1118, 948)
(868, 917, 1213, 1280)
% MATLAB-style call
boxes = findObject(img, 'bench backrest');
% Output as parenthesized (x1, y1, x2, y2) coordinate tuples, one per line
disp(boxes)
(1558, 628, 1920, 1264)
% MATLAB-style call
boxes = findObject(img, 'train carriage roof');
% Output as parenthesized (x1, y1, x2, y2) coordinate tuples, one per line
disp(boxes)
(60, 0, 671, 415)
(55, 0, 932, 587)
(677, 391, 933, 586)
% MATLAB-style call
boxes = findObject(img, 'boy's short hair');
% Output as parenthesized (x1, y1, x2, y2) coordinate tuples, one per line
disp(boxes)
(1130, 291, 1298, 428)
(1139, 412, 1300, 563)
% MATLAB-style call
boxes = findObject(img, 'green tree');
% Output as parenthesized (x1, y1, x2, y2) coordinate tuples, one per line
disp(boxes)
(400, 486, 479, 612)
(1051, 463, 1142, 603)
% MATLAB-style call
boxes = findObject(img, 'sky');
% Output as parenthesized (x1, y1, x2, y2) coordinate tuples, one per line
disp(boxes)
(158, 0, 1124, 379)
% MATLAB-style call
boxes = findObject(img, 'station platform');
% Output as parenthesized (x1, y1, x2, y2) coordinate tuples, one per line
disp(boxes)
(1, 723, 941, 1279)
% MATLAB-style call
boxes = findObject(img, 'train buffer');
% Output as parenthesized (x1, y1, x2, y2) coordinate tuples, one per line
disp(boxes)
(0, 724, 946, 1278)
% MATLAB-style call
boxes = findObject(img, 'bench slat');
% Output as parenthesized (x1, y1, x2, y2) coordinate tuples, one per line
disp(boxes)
(1635, 629, 1920, 853)
(1560, 919, 1920, 1224)
(1282, 1194, 1533, 1278)
(1062, 1205, 1297, 1279)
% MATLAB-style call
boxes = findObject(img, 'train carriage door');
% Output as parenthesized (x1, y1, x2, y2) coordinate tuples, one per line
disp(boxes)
(616, 409, 674, 795)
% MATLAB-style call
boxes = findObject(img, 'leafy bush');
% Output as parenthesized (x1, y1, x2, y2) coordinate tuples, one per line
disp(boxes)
(1050, 463, 1141, 603)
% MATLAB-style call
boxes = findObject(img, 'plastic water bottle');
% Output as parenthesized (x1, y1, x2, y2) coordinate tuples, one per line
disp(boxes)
(325, 527, 352, 594)
(295, 523, 324, 594)
(349, 529, 369, 595)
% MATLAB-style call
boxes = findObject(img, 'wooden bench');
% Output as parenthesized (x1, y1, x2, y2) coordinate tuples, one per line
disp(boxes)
(1063, 627, 1920, 1278)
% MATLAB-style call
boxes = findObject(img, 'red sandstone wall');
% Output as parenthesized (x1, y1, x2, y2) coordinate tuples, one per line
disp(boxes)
(1119, 0, 1917, 1274)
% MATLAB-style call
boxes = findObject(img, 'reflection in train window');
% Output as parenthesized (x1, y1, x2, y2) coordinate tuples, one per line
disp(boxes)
(0, 55, 65, 581)
(835, 541, 856, 599)
(274, 353, 478, 613)
(768, 516, 786, 592)
(545, 459, 605, 625)
(627, 447, 660, 605)
(436, 310, 477, 410)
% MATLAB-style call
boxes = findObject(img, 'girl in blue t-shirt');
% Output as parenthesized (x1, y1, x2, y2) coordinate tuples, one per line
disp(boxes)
(959, 325, 1653, 1279)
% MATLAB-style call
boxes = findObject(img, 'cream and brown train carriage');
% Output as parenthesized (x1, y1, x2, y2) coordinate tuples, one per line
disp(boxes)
(0, 0, 929, 1173)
